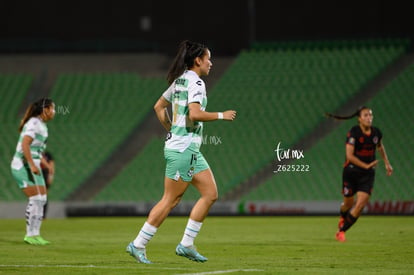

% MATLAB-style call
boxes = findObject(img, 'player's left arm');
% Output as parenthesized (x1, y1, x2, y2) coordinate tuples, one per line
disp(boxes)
(188, 103, 236, 122)
(377, 141, 393, 176)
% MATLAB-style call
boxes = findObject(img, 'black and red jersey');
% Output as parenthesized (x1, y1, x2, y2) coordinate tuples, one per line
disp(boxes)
(344, 125, 382, 167)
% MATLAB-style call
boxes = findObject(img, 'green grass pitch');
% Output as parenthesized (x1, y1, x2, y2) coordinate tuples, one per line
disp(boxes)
(0, 216, 413, 274)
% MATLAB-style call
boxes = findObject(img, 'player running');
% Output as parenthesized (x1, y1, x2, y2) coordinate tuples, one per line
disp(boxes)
(326, 106, 393, 242)
(126, 40, 236, 263)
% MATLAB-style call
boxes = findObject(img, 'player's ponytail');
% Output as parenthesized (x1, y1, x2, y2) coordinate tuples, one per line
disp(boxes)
(325, 106, 369, 120)
(19, 98, 53, 132)
(167, 40, 208, 84)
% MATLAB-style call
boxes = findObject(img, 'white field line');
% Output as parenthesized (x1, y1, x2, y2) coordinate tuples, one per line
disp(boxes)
(0, 264, 184, 270)
(175, 269, 264, 275)
(0, 265, 264, 274)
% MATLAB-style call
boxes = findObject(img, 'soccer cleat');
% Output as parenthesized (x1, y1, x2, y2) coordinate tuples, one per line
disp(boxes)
(35, 236, 51, 245)
(126, 242, 152, 264)
(24, 236, 41, 245)
(336, 231, 346, 242)
(175, 243, 208, 262)
(338, 216, 345, 230)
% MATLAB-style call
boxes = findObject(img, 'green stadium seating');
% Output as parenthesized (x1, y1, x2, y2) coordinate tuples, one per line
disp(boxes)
(242, 57, 414, 202)
(0, 74, 33, 201)
(2, 40, 411, 204)
(93, 138, 166, 202)
(207, 41, 407, 201)
(45, 73, 166, 200)
(96, 40, 409, 202)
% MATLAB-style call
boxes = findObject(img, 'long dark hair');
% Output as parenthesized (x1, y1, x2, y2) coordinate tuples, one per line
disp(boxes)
(19, 98, 54, 132)
(166, 40, 208, 85)
(325, 106, 370, 120)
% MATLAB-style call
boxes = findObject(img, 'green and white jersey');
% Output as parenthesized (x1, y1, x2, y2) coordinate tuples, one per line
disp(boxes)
(163, 70, 207, 152)
(11, 117, 48, 170)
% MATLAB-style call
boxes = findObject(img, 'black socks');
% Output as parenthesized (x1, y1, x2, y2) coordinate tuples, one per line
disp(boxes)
(340, 212, 358, 232)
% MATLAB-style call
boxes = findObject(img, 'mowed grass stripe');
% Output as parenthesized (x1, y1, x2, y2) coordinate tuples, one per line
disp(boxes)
(0, 216, 413, 274)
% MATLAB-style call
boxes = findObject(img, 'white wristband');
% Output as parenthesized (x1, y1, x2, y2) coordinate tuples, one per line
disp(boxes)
(218, 112, 223, 120)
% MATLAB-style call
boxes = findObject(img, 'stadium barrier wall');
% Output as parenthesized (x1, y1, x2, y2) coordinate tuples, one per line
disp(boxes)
(1, 201, 413, 218)
(0, 202, 66, 218)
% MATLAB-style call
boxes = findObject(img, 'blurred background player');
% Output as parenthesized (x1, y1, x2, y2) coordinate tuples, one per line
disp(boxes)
(41, 151, 55, 219)
(326, 106, 393, 242)
(11, 98, 56, 245)
(126, 40, 237, 264)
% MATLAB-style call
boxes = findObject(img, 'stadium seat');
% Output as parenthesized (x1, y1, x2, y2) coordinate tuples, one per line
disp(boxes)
(0, 74, 34, 201)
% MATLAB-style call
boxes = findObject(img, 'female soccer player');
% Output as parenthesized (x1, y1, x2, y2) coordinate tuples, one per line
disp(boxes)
(126, 40, 237, 263)
(326, 106, 393, 242)
(11, 98, 55, 245)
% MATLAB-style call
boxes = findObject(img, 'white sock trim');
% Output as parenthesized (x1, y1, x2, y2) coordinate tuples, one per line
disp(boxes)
(187, 219, 203, 231)
(180, 219, 203, 247)
(133, 222, 157, 248)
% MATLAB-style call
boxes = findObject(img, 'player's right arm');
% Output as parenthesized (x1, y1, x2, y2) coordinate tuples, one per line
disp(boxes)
(22, 135, 40, 175)
(154, 96, 172, 131)
(345, 143, 378, 170)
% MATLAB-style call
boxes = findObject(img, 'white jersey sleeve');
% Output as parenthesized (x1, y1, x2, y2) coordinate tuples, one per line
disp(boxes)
(162, 82, 175, 103)
(23, 118, 39, 139)
(188, 79, 205, 105)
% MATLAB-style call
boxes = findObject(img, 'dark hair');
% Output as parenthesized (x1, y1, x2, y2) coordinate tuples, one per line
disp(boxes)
(325, 106, 370, 120)
(166, 40, 208, 84)
(19, 98, 54, 132)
